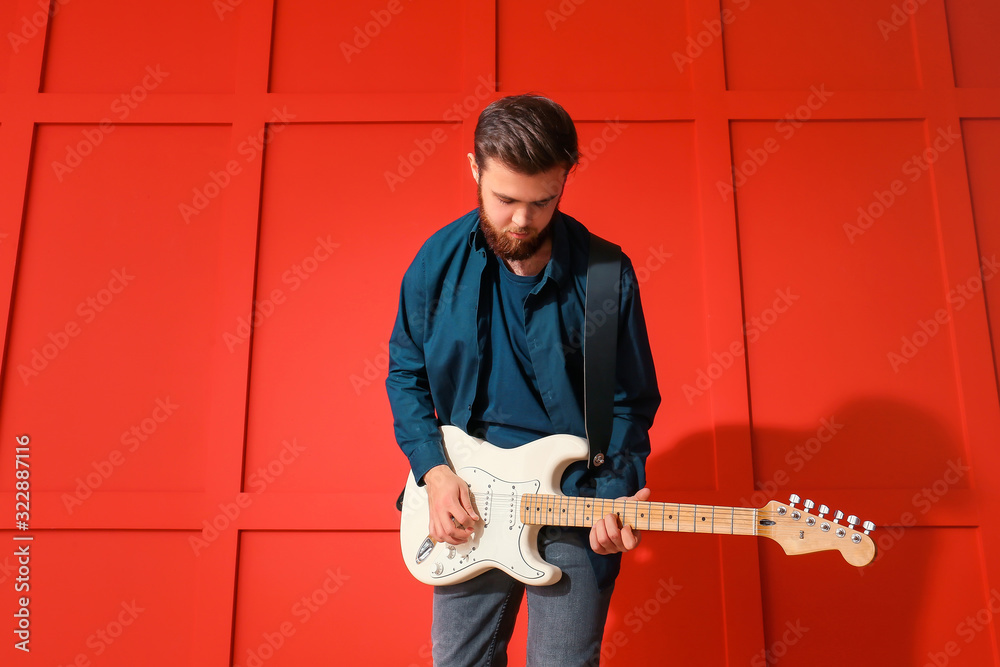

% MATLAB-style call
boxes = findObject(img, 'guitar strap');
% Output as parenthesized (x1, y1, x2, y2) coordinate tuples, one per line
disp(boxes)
(584, 233, 621, 468)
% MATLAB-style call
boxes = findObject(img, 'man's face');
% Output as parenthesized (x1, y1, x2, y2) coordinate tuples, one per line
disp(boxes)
(471, 156, 568, 262)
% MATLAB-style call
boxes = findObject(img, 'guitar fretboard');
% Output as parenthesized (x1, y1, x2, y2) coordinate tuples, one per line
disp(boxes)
(519, 493, 759, 536)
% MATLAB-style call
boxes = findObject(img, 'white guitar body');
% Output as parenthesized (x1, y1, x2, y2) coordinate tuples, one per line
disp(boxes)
(399, 425, 589, 586)
(400, 428, 879, 586)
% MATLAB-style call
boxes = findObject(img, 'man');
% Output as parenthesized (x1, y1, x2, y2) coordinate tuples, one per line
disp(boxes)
(386, 94, 660, 666)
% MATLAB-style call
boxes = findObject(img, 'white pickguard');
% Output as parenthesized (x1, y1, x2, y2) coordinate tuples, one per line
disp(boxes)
(399, 425, 590, 586)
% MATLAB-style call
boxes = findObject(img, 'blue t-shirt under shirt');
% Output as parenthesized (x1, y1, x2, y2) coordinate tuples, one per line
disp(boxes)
(472, 255, 556, 447)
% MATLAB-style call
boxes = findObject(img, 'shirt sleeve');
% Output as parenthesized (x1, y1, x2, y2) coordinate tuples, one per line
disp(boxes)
(592, 256, 661, 500)
(385, 252, 448, 484)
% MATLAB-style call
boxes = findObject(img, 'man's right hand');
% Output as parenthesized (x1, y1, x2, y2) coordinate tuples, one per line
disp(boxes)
(423, 464, 480, 545)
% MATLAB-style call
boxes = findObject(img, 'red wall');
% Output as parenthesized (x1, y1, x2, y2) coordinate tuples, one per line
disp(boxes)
(1, 0, 999, 665)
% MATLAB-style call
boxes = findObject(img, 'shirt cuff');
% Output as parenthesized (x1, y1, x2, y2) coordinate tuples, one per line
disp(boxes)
(408, 441, 449, 486)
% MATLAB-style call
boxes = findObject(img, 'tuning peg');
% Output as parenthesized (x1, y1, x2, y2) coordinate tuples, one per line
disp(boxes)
(803, 499, 815, 513)
(847, 515, 859, 529)
(788, 493, 800, 508)
(818, 504, 829, 518)
(863, 520, 875, 535)
(833, 510, 844, 524)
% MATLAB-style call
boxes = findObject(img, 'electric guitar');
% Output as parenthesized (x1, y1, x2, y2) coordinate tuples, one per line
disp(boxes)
(399, 426, 877, 586)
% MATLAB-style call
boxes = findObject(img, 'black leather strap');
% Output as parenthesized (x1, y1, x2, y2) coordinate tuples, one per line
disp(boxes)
(584, 234, 621, 468)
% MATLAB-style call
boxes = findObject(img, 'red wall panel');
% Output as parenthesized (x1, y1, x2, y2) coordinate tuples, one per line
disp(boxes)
(270, 1, 464, 93)
(42, 0, 238, 93)
(0, 0, 998, 665)
(945, 0, 1000, 88)
(498, 1, 691, 92)
(5, 123, 244, 499)
(734, 119, 969, 489)
(723, 0, 922, 91)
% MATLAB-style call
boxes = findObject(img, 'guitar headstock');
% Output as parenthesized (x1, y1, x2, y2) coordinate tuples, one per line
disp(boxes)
(758, 495, 877, 567)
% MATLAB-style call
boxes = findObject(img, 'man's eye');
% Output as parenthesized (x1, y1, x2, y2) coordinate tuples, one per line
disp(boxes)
(534, 201, 551, 208)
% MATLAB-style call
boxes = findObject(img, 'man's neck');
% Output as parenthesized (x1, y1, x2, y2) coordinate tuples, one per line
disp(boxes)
(503, 238, 552, 277)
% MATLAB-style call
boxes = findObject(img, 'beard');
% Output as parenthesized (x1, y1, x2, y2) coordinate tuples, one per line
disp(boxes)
(477, 182, 555, 262)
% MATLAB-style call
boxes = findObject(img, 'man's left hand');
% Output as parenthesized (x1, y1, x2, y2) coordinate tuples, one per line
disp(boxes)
(589, 487, 652, 555)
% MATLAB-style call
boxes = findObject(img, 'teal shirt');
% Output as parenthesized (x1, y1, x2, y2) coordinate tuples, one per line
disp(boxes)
(386, 209, 660, 502)
(473, 253, 557, 445)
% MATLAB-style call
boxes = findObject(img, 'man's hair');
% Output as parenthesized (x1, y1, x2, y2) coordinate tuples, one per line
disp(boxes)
(473, 94, 579, 175)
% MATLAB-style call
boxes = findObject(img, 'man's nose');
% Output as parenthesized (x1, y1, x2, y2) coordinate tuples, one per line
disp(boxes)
(511, 206, 533, 227)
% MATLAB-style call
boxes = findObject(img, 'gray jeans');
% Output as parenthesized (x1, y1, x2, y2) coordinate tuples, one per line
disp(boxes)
(431, 526, 616, 666)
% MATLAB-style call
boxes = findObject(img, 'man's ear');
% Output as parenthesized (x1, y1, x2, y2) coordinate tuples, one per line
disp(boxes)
(467, 153, 479, 183)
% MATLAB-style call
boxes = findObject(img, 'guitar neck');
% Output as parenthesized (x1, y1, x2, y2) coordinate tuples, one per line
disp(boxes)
(520, 493, 759, 537)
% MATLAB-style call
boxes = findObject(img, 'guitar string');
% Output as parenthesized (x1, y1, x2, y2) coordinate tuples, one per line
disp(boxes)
(460, 491, 868, 538)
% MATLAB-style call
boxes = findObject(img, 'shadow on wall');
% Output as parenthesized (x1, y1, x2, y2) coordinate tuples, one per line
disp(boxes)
(607, 397, 962, 666)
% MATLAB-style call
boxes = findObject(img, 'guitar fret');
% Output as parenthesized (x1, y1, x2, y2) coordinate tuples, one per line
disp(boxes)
(520, 495, 761, 538)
